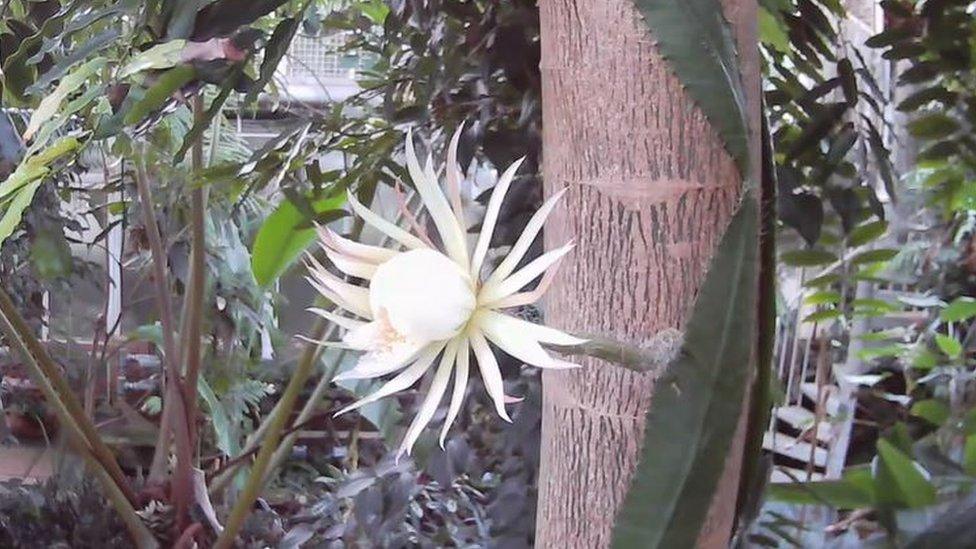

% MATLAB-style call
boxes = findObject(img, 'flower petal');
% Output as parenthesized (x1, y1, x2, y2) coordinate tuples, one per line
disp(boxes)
(405, 129, 468, 266)
(439, 336, 469, 448)
(468, 329, 512, 422)
(470, 157, 526, 279)
(480, 243, 574, 305)
(335, 342, 444, 414)
(398, 338, 458, 458)
(486, 187, 568, 287)
(317, 225, 397, 264)
(305, 254, 371, 318)
(445, 124, 466, 223)
(346, 190, 427, 251)
(306, 307, 365, 331)
(319, 241, 378, 279)
(478, 310, 580, 369)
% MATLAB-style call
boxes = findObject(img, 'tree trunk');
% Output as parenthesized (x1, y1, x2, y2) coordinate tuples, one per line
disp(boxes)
(535, 0, 759, 547)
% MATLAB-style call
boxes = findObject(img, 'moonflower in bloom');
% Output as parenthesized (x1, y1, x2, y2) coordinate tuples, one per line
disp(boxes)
(305, 128, 585, 457)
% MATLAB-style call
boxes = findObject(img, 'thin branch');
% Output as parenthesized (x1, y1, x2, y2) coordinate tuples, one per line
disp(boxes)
(545, 329, 684, 375)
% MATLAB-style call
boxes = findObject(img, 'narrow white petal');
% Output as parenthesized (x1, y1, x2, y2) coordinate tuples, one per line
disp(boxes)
(468, 329, 512, 422)
(478, 311, 580, 369)
(480, 243, 574, 305)
(332, 338, 425, 381)
(470, 157, 526, 279)
(341, 320, 387, 350)
(405, 129, 468, 266)
(346, 190, 427, 251)
(318, 225, 397, 264)
(440, 336, 469, 447)
(478, 310, 586, 345)
(306, 307, 365, 330)
(398, 338, 458, 458)
(305, 255, 371, 318)
(335, 342, 444, 414)
(321, 243, 377, 279)
(489, 254, 564, 309)
(486, 188, 568, 287)
(445, 124, 465, 223)
(294, 335, 357, 348)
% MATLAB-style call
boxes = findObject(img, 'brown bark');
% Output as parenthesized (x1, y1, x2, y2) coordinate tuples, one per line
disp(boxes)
(535, 0, 759, 547)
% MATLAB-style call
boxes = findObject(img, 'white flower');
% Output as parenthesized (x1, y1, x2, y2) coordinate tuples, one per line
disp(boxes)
(305, 127, 584, 457)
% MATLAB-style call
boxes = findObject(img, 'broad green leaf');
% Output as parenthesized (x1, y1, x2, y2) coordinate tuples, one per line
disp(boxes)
(910, 399, 949, 426)
(613, 192, 757, 548)
(851, 248, 898, 265)
(848, 220, 888, 248)
(941, 297, 976, 322)
(803, 273, 841, 288)
(857, 344, 905, 361)
(631, 0, 750, 176)
(875, 439, 936, 509)
(23, 57, 106, 140)
(910, 347, 940, 370)
(251, 194, 347, 286)
(781, 248, 837, 267)
(0, 136, 79, 247)
(935, 334, 962, 359)
(124, 66, 196, 125)
(119, 40, 186, 78)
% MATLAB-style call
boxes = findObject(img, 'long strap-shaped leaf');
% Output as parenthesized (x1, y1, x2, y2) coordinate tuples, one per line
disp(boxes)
(612, 190, 758, 548)
(632, 0, 750, 176)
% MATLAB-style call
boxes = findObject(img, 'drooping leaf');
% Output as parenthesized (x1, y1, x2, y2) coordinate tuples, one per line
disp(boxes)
(940, 297, 976, 322)
(199, 377, 239, 457)
(875, 439, 936, 508)
(23, 57, 106, 140)
(119, 40, 187, 78)
(243, 15, 302, 106)
(613, 191, 757, 548)
(780, 248, 837, 266)
(0, 181, 41, 246)
(124, 66, 196, 126)
(251, 194, 346, 286)
(190, 0, 290, 41)
(631, 0, 750, 176)
(908, 113, 960, 140)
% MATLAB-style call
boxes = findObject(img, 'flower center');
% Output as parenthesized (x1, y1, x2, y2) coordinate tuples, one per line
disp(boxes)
(369, 248, 476, 342)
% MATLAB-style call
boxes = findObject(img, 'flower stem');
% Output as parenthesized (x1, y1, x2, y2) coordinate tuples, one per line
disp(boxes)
(546, 329, 683, 375)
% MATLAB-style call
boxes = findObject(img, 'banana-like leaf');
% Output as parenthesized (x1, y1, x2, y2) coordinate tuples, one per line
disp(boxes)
(613, 190, 758, 548)
(632, 0, 750, 176)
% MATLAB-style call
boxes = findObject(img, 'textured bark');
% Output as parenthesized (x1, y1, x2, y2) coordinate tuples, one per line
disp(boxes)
(535, 0, 758, 547)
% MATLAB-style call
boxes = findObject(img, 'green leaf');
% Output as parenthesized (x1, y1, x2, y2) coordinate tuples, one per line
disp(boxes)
(857, 344, 905, 361)
(632, 0, 750, 176)
(173, 61, 246, 163)
(0, 181, 41, 246)
(935, 334, 962, 359)
(803, 273, 840, 288)
(908, 113, 960, 140)
(198, 377, 239, 457)
(30, 230, 73, 279)
(251, 194, 347, 286)
(124, 66, 196, 126)
(804, 308, 842, 323)
(910, 399, 949, 426)
(244, 16, 302, 106)
(941, 297, 976, 322)
(805, 290, 841, 305)
(780, 248, 837, 266)
(767, 476, 875, 509)
(851, 248, 898, 265)
(848, 220, 888, 247)
(964, 436, 976, 476)
(875, 439, 936, 509)
(23, 57, 106, 140)
(119, 40, 186, 78)
(613, 192, 757, 548)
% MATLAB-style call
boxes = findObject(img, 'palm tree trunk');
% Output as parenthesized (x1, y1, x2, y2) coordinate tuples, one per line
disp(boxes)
(535, 0, 759, 546)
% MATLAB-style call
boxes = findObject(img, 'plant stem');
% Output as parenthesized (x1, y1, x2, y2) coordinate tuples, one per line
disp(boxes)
(0, 286, 137, 501)
(546, 330, 683, 375)
(213, 319, 327, 548)
(183, 94, 209, 457)
(0, 289, 157, 547)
